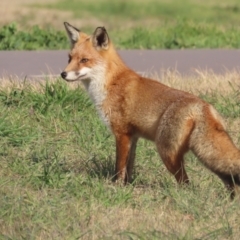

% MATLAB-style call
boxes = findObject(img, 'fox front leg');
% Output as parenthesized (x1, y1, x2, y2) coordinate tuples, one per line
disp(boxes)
(115, 133, 133, 183)
(125, 137, 138, 183)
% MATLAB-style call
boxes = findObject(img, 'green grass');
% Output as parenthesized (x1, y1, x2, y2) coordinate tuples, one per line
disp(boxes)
(0, 23, 67, 50)
(2, 21, 240, 50)
(1, 78, 240, 239)
(2, 0, 240, 49)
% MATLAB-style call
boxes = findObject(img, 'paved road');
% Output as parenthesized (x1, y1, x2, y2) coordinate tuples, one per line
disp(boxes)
(1, 50, 240, 79)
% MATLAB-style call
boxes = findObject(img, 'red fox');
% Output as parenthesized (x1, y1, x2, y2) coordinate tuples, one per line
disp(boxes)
(61, 22, 240, 198)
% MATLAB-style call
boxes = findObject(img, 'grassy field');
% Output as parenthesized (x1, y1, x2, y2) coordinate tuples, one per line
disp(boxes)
(1, 0, 240, 49)
(1, 73, 240, 239)
(1, 0, 240, 239)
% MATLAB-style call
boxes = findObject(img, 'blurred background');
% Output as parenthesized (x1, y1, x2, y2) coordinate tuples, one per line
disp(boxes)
(1, 0, 240, 49)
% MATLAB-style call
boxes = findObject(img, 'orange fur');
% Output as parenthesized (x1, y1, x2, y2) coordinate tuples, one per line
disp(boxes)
(61, 22, 240, 198)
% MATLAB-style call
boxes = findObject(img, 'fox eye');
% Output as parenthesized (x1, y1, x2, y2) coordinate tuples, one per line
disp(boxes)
(68, 55, 72, 63)
(80, 58, 89, 63)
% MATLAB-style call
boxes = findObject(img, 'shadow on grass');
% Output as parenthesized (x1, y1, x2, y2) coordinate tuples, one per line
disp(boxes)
(84, 155, 115, 181)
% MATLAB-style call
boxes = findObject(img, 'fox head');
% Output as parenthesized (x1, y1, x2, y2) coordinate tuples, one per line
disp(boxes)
(61, 22, 110, 82)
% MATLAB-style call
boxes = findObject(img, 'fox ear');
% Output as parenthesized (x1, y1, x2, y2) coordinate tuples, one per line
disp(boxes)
(92, 27, 109, 50)
(64, 22, 80, 46)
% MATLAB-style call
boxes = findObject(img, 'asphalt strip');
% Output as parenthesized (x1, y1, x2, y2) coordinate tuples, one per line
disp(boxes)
(1, 49, 240, 79)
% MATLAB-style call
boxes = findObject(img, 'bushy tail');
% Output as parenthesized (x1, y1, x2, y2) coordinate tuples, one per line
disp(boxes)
(190, 105, 240, 196)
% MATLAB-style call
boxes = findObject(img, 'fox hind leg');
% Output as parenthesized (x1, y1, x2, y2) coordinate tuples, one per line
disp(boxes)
(156, 118, 194, 184)
(215, 172, 240, 199)
(158, 149, 190, 184)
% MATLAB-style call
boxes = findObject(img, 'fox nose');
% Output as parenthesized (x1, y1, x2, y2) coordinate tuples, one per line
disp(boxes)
(61, 71, 67, 79)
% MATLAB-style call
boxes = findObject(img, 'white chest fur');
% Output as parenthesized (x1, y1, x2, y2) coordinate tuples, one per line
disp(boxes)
(81, 65, 110, 128)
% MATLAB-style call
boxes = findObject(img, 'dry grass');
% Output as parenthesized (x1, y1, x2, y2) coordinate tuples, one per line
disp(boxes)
(0, 0, 104, 30)
(2, 0, 240, 32)
(0, 0, 73, 29)
(1, 69, 239, 95)
(152, 69, 240, 95)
